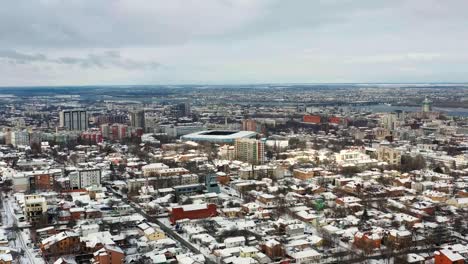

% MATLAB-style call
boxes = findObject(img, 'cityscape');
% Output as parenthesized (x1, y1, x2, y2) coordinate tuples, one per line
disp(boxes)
(1, 1, 468, 264)
(0, 85, 466, 264)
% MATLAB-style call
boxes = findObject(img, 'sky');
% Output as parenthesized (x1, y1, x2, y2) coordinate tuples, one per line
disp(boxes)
(1, 0, 468, 86)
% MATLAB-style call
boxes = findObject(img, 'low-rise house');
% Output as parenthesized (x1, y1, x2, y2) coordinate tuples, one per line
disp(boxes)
(285, 223, 305, 237)
(137, 222, 166, 241)
(354, 231, 382, 251)
(92, 245, 125, 264)
(240, 246, 259, 258)
(261, 239, 284, 259)
(224, 237, 246, 248)
(289, 249, 321, 264)
(446, 197, 468, 208)
(40, 231, 81, 259)
(336, 196, 362, 207)
(386, 229, 412, 249)
(257, 193, 277, 208)
(0, 253, 12, 264)
(434, 249, 464, 264)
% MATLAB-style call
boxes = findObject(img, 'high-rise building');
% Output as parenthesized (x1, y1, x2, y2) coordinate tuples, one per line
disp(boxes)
(381, 113, 398, 131)
(69, 168, 101, 189)
(175, 102, 191, 117)
(129, 109, 145, 129)
(422, 96, 432, 112)
(10, 130, 30, 147)
(235, 138, 265, 165)
(60, 110, 88, 131)
(242, 119, 257, 132)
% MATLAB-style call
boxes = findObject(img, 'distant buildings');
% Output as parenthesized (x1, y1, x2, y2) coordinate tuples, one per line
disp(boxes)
(60, 109, 88, 131)
(235, 138, 265, 165)
(381, 113, 398, 131)
(9, 130, 29, 146)
(160, 124, 204, 138)
(242, 119, 257, 132)
(422, 96, 433, 113)
(100, 123, 143, 141)
(129, 109, 145, 129)
(175, 102, 191, 117)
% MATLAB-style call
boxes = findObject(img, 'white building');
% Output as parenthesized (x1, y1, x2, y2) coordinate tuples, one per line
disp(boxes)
(335, 148, 376, 167)
(70, 168, 101, 189)
(11, 130, 30, 147)
(289, 249, 321, 264)
(142, 163, 170, 177)
(224, 236, 246, 248)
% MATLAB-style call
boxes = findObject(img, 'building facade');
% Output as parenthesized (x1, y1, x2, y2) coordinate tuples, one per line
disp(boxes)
(129, 109, 145, 129)
(60, 110, 88, 131)
(235, 138, 265, 165)
(70, 169, 101, 189)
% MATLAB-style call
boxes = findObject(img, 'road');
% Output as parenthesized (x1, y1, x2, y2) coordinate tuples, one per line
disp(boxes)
(106, 186, 217, 264)
(2, 195, 44, 264)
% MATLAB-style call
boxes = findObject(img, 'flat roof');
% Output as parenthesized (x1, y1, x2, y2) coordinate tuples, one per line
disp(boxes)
(181, 130, 256, 143)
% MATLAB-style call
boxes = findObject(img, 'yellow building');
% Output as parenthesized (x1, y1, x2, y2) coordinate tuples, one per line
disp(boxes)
(143, 227, 166, 241)
(23, 195, 47, 221)
(377, 146, 401, 166)
(240, 247, 259, 258)
(138, 222, 166, 241)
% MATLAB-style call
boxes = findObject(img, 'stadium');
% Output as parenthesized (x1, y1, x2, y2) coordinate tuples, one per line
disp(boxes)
(180, 130, 257, 143)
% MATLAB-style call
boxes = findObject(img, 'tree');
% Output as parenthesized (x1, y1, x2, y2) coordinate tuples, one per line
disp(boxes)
(31, 142, 42, 154)
(358, 208, 370, 230)
(288, 138, 306, 150)
(401, 154, 426, 172)
(69, 153, 79, 165)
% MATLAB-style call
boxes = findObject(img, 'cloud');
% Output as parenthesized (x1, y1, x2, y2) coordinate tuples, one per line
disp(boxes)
(0, 50, 159, 70)
(0, 50, 47, 64)
(0, 0, 272, 48)
(1, 1, 468, 85)
(342, 53, 443, 64)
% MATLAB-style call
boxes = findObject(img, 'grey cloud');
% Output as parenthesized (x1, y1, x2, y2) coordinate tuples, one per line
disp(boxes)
(0, 50, 159, 70)
(3, 0, 468, 49)
(0, 50, 47, 64)
(0, 0, 269, 48)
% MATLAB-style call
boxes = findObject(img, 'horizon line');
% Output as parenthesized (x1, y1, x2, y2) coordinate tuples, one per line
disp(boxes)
(1, 82, 468, 89)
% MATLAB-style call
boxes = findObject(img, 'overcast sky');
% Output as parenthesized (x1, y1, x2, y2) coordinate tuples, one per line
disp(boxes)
(1, 0, 468, 86)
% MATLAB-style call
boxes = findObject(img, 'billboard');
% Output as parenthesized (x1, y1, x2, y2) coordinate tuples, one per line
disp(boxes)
(329, 116, 341, 124)
(303, 115, 321, 124)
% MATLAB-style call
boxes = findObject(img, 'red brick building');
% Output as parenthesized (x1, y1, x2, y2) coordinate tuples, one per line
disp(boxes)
(33, 173, 55, 191)
(40, 231, 81, 259)
(354, 231, 382, 252)
(434, 249, 464, 264)
(261, 239, 284, 259)
(92, 245, 125, 264)
(242, 119, 257, 132)
(170, 203, 217, 224)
